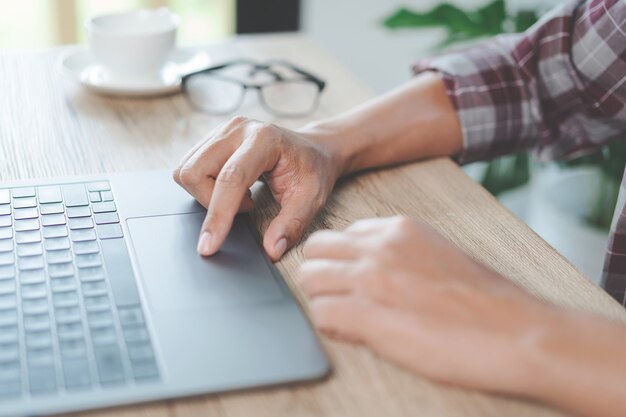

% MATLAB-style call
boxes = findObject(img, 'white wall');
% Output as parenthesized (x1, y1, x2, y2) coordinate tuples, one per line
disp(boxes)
(301, 0, 563, 94)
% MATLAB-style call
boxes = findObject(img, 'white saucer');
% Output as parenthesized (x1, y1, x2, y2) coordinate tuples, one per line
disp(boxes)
(59, 47, 211, 97)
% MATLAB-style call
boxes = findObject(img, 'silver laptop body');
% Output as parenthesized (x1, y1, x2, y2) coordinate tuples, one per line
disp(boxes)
(0, 170, 329, 417)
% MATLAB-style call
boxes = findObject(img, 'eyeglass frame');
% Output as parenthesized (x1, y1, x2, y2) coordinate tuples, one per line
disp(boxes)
(181, 59, 327, 118)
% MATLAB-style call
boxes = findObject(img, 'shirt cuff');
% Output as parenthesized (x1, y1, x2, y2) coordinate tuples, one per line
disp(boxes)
(412, 40, 540, 165)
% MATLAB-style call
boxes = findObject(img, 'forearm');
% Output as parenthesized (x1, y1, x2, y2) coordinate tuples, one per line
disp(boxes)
(521, 308, 626, 417)
(301, 71, 463, 176)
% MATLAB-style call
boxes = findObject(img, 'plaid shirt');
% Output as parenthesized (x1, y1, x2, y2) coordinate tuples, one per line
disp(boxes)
(414, 0, 626, 305)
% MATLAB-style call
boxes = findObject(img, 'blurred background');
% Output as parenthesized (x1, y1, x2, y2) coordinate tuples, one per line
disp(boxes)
(1, 0, 623, 284)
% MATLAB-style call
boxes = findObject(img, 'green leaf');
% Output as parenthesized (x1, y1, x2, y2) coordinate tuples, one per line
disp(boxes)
(383, 0, 507, 41)
(514, 10, 540, 32)
(480, 153, 531, 196)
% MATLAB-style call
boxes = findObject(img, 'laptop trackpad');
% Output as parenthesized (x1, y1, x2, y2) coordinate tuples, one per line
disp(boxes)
(127, 213, 285, 312)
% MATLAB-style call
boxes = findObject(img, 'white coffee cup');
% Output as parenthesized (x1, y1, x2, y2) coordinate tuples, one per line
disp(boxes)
(85, 8, 181, 79)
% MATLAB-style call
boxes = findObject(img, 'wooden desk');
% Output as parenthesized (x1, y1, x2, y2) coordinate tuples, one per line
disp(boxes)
(1, 34, 625, 417)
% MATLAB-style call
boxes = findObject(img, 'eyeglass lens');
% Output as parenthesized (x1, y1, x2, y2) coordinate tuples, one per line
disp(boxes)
(185, 63, 321, 117)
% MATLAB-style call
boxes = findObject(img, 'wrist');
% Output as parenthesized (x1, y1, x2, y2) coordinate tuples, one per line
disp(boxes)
(298, 119, 364, 178)
(517, 306, 626, 417)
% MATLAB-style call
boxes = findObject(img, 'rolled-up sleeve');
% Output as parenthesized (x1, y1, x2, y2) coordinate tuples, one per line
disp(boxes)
(413, 0, 626, 164)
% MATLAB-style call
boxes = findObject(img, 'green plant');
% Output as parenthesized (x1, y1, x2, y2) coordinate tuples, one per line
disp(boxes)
(383, 0, 626, 230)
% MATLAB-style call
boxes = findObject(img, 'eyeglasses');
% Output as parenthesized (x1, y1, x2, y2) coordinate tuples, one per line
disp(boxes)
(181, 59, 326, 118)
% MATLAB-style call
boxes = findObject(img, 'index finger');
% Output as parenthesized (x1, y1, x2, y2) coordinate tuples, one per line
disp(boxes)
(197, 139, 279, 256)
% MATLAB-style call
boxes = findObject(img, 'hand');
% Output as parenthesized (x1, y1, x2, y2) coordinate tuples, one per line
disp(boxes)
(173, 116, 343, 261)
(299, 216, 552, 394)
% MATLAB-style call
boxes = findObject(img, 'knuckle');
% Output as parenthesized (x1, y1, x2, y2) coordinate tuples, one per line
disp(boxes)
(172, 167, 182, 185)
(360, 269, 387, 298)
(309, 298, 336, 328)
(177, 166, 202, 187)
(216, 164, 246, 187)
(226, 115, 249, 128)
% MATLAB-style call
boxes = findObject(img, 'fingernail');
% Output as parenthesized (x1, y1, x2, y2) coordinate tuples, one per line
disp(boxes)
(274, 238, 287, 259)
(197, 232, 212, 256)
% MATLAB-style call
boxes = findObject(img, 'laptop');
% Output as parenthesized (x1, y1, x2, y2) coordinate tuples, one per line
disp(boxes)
(0, 170, 329, 417)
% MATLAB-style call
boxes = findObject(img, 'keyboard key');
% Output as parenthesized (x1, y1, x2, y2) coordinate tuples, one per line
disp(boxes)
(96, 223, 123, 239)
(37, 186, 62, 203)
(0, 380, 22, 398)
(28, 365, 57, 394)
(0, 325, 18, 344)
(57, 322, 83, 340)
(15, 230, 41, 244)
(0, 239, 12, 253)
(0, 360, 20, 381)
(50, 276, 77, 293)
(24, 313, 50, 332)
(42, 225, 68, 239)
(41, 213, 66, 226)
(12, 187, 36, 198)
(71, 229, 96, 242)
(14, 218, 40, 232)
(0, 342, 19, 362)
(94, 345, 125, 384)
(27, 348, 55, 368)
(89, 191, 102, 203)
(0, 293, 17, 310)
(53, 291, 79, 308)
(13, 207, 38, 220)
(0, 228, 13, 240)
(73, 240, 99, 255)
(82, 280, 108, 297)
(100, 239, 139, 307)
(48, 262, 75, 278)
(94, 212, 120, 225)
(21, 298, 48, 315)
(0, 215, 11, 227)
(75, 253, 101, 268)
(46, 250, 73, 265)
(63, 357, 91, 389)
(54, 306, 81, 324)
(18, 255, 44, 270)
(40, 202, 64, 215)
(127, 344, 154, 363)
(44, 237, 71, 251)
(68, 217, 93, 230)
(0, 205, 9, 216)
(59, 339, 87, 358)
(86, 182, 111, 192)
(21, 283, 47, 299)
(62, 184, 89, 207)
(132, 361, 159, 381)
(0, 265, 14, 280)
(92, 201, 116, 214)
(0, 307, 17, 326)
(12, 197, 37, 209)
(123, 327, 150, 344)
(87, 310, 114, 327)
(84, 295, 110, 311)
(0, 279, 16, 296)
(17, 242, 43, 257)
(66, 206, 91, 218)
(0, 190, 9, 205)
(78, 266, 105, 282)
(25, 330, 53, 350)
(100, 191, 114, 202)
(118, 307, 144, 327)
(19, 269, 45, 284)
(0, 252, 14, 266)
(91, 326, 117, 345)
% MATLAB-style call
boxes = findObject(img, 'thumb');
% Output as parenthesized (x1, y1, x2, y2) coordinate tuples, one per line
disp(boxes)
(263, 193, 323, 261)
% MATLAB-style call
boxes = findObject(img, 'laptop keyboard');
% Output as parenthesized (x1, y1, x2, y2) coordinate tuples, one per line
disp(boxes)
(0, 181, 159, 399)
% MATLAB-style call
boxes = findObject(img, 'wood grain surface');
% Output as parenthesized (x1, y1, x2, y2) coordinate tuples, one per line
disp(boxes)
(1, 34, 624, 417)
